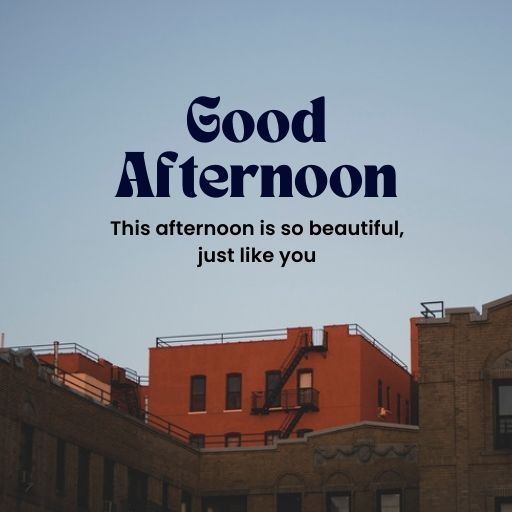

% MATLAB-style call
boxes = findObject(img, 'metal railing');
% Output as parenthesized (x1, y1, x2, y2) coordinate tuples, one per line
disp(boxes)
(10, 342, 100, 363)
(348, 324, 407, 370)
(251, 387, 319, 413)
(156, 328, 288, 347)
(123, 367, 149, 385)
(420, 301, 445, 318)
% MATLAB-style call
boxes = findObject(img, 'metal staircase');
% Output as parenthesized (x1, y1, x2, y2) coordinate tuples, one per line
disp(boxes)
(261, 331, 311, 413)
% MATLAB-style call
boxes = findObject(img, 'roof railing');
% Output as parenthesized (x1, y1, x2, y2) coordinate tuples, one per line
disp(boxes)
(9, 342, 100, 363)
(156, 328, 288, 347)
(420, 301, 445, 318)
(347, 324, 408, 370)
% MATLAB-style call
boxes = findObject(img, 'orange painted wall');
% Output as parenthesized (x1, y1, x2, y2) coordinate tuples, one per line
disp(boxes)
(38, 353, 114, 384)
(148, 324, 411, 440)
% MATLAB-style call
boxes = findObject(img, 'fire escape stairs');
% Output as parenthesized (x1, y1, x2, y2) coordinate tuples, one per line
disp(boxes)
(111, 373, 143, 419)
(261, 332, 312, 413)
(279, 407, 307, 439)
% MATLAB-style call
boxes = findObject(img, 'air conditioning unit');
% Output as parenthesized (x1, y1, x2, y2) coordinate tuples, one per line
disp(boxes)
(103, 500, 117, 512)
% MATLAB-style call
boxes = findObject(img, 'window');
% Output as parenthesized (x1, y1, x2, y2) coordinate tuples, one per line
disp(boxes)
(397, 394, 401, 423)
(277, 493, 301, 512)
(495, 380, 512, 449)
(405, 400, 410, 424)
(377, 380, 383, 407)
(264, 430, 281, 445)
(297, 369, 313, 405)
(496, 497, 512, 512)
(189, 434, 205, 449)
(225, 432, 241, 447)
(77, 448, 90, 510)
(266, 370, 282, 407)
(202, 495, 247, 512)
(326, 492, 351, 512)
(377, 490, 401, 512)
(20, 423, 34, 473)
(103, 458, 115, 503)
(296, 429, 313, 438)
(181, 490, 192, 512)
(226, 373, 242, 410)
(162, 481, 169, 511)
(56, 439, 66, 494)
(190, 375, 206, 412)
(386, 386, 391, 409)
(128, 468, 148, 511)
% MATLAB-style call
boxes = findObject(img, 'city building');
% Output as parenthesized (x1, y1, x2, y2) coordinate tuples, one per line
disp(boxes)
(1, 294, 512, 511)
(148, 324, 412, 447)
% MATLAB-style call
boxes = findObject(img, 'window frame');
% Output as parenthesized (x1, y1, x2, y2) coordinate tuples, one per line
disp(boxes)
(377, 489, 402, 512)
(224, 432, 242, 448)
(226, 373, 242, 410)
(494, 379, 512, 449)
(326, 491, 351, 512)
(264, 430, 281, 445)
(103, 457, 115, 503)
(55, 438, 66, 494)
(277, 492, 302, 512)
(77, 448, 90, 510)
(495, 496, 512, 511)
(189, 434, 205, 449)
(190, 375, 206, 412)
(266, 370, 282, 408)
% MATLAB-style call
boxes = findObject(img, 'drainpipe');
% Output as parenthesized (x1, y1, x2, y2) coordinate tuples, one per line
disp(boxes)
(53, 340, 59, 374)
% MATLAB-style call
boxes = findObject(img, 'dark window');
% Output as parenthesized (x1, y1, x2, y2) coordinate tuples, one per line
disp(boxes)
(397, 394, 401, 423)
(162, 481, 169, 511)
(20, 423, 34, 473)
(266, 370, 282, 407)
(190, 375, 206, 412)
(128, 468, 148, 510)
(377, 490, 401, 512)
(77, 448, 90, 510)
(495, 496, 512, 511)
(202, 495, 247, 512)
(386, 386, 391, 409)
(377, 380, 383, 407)
(189, 434, 205, 449)
(181, 491, 192, 512)
(226, 373, 242, 410)
(103, 458, 115, 502)
(56, 439, 66, 494)
(296, 429, 313, 438)
(264, 430, 281, 445)
(326, 492, 351, 512)
(495, 380, 512, 449)
(277, 493, 301, 512)
(297, 369, 313, 406)
(225, 432, 241, 447)
(405, 400, 410, 424)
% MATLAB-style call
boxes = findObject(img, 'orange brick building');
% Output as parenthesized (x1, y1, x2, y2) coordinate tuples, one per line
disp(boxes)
(148, 323, 412, 447)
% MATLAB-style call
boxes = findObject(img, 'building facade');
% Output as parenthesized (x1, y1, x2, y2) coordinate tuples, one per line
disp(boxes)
(2, 294, 512, 511)
(149, 324, 411, 447)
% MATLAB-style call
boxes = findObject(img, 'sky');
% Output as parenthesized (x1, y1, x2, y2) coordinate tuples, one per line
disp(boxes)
(1, 1, 511, 375)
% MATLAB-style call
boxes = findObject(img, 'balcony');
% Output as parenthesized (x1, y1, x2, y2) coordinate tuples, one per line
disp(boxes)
(251, 387, 319, 414)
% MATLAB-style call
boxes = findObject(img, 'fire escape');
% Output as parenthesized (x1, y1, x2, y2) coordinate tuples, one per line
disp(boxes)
(111, 367, 144, 420)
(251, 330, 327, 438)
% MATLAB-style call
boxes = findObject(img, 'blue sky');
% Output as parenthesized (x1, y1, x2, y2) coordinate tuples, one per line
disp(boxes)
(1, 1, 511, 374)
